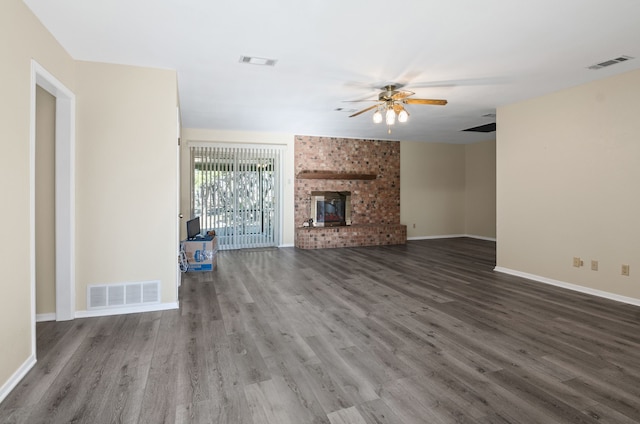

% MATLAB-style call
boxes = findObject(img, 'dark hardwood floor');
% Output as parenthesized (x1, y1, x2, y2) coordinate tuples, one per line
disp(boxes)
(2, 238, 640, 423)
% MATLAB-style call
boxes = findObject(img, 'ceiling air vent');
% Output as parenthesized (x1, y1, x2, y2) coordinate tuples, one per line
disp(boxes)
(239, 55, 278, 66)
(462, 123, 496, 133)
(587, 55, 634, 70)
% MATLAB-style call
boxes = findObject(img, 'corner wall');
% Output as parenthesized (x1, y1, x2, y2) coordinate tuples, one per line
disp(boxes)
(400, 141, 466, 237)
(465, 140, 496, 239)
(400, 139, 496, 240)
(75, 61, 179, 309)
(497, 68, 640, 301)
(0, 0, 76, 399)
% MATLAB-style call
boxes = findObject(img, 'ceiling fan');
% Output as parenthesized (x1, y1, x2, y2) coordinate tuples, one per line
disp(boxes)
(348, 84, 447, 132)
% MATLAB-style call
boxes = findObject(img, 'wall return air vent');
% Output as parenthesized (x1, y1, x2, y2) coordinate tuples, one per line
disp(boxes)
(587, 55, 634, 70)
(88, 280, 160, 310)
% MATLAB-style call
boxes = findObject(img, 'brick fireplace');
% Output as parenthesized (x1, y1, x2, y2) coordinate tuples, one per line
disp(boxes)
(294, 135, 406, 249)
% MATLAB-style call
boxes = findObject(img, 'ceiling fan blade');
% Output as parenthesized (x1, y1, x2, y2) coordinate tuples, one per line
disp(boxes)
(348, 104, 379, 118)
(391, 90, 414, 100)
(403, 98, 448, 106)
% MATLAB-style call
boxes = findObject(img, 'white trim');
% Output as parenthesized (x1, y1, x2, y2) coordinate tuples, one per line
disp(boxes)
(176, 108, 182, 291)
(407, 234, 496, 242)
(408, 234, 466, 240)
(277, 146, 285, 248)
(36, 313, 57, 322)
(75, 302, 179, 319)
(466, 234, 497, 242)
(29, 61, 38, 362)
(0, 355, 36, 405)
(279, 243, 295, 248)
(494, 267, 640, 308)
(188, 140, 287, 150)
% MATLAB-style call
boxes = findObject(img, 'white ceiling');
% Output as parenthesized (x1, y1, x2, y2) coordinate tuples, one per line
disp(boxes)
(23, 0, 640, 143)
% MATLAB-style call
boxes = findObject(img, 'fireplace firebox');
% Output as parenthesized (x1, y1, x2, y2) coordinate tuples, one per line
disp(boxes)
(310, 191, 351, 227)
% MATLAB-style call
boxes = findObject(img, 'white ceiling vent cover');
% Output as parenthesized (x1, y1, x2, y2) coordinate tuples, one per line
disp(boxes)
(88, 281, 160, 310)
(239, 55, 277, 66)
(587, 55, 634, 70)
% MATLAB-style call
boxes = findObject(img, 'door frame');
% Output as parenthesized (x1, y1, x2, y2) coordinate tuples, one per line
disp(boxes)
(30, 60, 76, 335)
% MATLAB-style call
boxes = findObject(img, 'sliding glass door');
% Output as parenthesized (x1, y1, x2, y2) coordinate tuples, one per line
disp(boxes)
(190, 145, 281, 250)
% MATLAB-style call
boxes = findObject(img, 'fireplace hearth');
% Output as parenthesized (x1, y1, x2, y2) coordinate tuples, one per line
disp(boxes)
(311, 191, 351, 227)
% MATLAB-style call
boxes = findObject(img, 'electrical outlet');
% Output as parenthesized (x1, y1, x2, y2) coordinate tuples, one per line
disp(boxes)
(573, 257, 583, 267)
(591, 260, 598, 271)
(412, 223, 416, 229)
(621, 264, 630, 276)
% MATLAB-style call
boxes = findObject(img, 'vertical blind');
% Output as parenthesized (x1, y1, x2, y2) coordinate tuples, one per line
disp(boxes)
(190, 145, 281, 250)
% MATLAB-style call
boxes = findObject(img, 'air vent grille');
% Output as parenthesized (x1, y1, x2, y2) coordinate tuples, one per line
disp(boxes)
(88, 281, 160, 310)
(239, 56, 278, 66)
(587, 55, 634, 70)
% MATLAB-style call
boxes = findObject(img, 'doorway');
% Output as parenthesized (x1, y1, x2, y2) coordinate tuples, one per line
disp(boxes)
(30, 60, 75, 334)
(35, 86, 56, 321)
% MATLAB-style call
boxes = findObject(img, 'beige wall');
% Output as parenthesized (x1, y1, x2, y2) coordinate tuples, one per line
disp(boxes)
(400, 142, 467, 237)
(180, 128, 295, 246)
(35, 86, 56, 316)
(497, 68, 640, 300)
(400, 140, 496, 239)
(0, 0, 76, 395)
(465, 139, 497, 238)
(75, 61, 179, 308)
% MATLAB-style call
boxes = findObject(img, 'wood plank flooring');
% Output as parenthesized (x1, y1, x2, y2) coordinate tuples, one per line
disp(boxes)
(2, 238, 640, 423)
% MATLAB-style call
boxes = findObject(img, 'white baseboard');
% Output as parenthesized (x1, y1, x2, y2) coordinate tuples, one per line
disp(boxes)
(0, 354, 36, 405)
(465, 234, 496, 242)
(279, 243, 295, 248)
(75, 301, 179, 319)
(408, 234, 496, 242)
(494, 266, 640, 307)
(36, 313, 56, 322)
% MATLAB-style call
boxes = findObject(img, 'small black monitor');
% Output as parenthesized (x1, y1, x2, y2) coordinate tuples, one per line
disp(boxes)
(186, 217, 201, 240)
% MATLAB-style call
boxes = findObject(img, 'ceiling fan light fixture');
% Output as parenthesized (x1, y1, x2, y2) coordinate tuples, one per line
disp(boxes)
(385, 108, 396, 125)
(347, 84, 447, 131)
(398, 108, 408, 123)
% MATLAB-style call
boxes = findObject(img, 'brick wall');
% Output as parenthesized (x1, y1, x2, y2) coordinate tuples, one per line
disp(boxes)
(294, 135, 405, 249)
(296, 224, 407, 249)
(294, 135, 400, 226)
